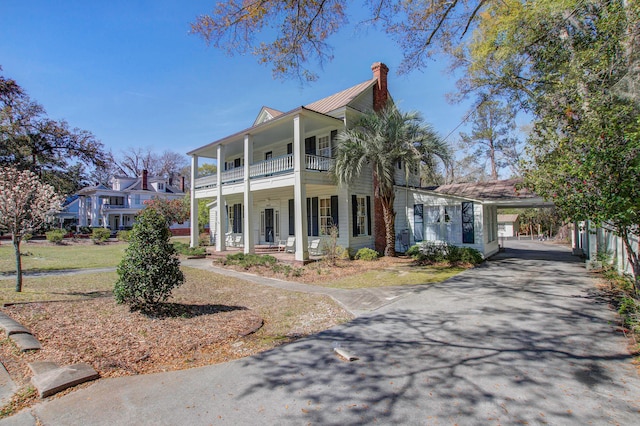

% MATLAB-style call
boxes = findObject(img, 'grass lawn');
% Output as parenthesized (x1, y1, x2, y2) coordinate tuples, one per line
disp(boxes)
(0, 272, 117, 305)
(322, 264, 468, 289)
(0, 241, 126, 274)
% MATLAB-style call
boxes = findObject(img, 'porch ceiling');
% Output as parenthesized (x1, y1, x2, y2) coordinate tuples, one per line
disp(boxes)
(188, 108, 343, 160)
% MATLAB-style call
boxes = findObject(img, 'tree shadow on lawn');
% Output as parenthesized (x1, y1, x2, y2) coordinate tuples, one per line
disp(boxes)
(136, 302, 248, 319)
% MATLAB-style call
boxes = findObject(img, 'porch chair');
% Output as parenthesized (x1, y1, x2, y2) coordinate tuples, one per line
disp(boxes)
(308, 238, 323, 256)
(284, 236, 295, 253)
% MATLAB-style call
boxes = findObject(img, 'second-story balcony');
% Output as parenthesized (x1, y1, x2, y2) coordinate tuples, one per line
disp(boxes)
(194, 154, 334, 191)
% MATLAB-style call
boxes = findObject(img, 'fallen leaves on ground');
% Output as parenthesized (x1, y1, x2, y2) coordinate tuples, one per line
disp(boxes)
(0, 266, 353, 407)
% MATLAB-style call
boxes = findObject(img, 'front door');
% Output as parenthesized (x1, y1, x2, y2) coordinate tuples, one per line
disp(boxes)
(265, 208, 274, 243)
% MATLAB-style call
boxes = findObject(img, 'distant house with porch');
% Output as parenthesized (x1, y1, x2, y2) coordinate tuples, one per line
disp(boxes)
(187, 63, 546, 261)
(75, 170, 189, 234)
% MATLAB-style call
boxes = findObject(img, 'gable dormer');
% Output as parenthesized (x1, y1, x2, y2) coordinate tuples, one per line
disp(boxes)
(253, 107, 284, 126)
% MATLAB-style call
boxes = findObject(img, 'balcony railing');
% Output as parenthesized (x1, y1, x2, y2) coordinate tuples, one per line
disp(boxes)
(194, 154, 334, 190)
(250, 154, 294, 177)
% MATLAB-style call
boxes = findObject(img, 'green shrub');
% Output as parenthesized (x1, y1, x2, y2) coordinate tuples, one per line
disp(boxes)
(21, 232, 33, 242)
(224, 253, 277, 269)
(91, 228, 111, 243)
(114, 208, 184, 312)
(408, 242, 483, 265)
(45, 230, 65, 244)
(458, 247, 483, 265)
(354, 247, 379, 261)
(117, 230, 131, 242)
(406, 244, 422, 258)
(172, 241, 206, 256)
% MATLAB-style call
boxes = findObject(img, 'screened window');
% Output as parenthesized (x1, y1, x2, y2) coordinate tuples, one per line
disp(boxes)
(414, 204, 424, 242)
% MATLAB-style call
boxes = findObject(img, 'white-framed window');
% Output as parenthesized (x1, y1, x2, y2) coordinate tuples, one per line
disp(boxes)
(320, 197, 332, 235)
(157, 183, 164, 191)
(318, 135, 331, 158)
(356, 196, 367, 236)
(424, 206, 441, 240)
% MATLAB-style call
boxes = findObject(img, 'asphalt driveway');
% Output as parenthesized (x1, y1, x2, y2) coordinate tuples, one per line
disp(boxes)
(6, 240, 640, 425)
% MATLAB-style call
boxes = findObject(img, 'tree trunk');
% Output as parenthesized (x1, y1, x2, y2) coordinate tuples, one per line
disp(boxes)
(12, 234, 23, 292)
(381, 195, 396, 257)
(620, 227, 639, 296)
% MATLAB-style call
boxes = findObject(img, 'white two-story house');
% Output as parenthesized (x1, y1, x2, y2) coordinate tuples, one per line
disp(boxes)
(76, 170, 188, 234)
(187, 62, 543, 261)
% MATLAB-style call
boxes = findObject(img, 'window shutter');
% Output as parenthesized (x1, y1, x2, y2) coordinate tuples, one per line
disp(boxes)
(287, 143, 293, 155)
(311, 197, 319, 236)
(462, 202, 474, 244)
(352, 195, 358, 237)
(366, 196, 372, 236)
(331, 195, 339, 231)
(288, 199, 295, 236)
(307, 198, 311, 236)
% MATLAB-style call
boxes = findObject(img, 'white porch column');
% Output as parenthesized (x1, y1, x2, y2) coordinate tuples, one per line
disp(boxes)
(190, 155, 199, 248)
(215, 144, 226, 252)
(91, 195, 99, 227)
(78, 196, 86, 227)
(293, 114, 309, 261)
(243, 134, 255, 254)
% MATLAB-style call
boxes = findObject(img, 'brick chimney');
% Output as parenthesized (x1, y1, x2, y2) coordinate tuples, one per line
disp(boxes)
(372, 62, 390, 254)
(371, 62, 389, 112)
(142, 169, 148, 190)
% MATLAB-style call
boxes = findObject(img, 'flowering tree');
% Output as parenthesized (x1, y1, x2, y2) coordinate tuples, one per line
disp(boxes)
(0, 167, 62, 292)
(142, 197, 189, 226)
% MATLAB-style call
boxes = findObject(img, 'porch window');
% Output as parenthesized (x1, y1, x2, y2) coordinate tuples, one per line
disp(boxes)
(445, 205, 462, 244)
(352, 195, 371, 236)
(318, 135, 331, 158)
(134, 194, 140, 206)
(319, 197, 332, 235)
(425, 206, 441, 240)
(414, 204, 424, 242)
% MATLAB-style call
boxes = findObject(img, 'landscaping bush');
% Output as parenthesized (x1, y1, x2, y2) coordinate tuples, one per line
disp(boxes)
(172, 241, 206, 256)
(45, 230, 65, 244)
(21, 233, 33, 242)
(114, 208, 184, 312)
(408, 242, 483, 265)
(91, 228, 111, 243)
(458, 247, 483, 265)
(224, 253, 277, 269)
(354, 247, 379, 261)
(116, 230, 131, 242)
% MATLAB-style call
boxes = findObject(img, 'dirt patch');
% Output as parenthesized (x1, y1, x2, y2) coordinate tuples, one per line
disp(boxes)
(0, 267, 352, 415)
(216, 255, 417, 285)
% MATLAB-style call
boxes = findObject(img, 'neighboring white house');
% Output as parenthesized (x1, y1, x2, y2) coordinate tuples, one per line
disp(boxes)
(187, 62, 546, 261)
(75, 170, 189, 234)
(497, 214, 520, 238)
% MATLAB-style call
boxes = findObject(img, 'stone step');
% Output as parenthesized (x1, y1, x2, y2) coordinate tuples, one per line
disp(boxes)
(0, 312, 31, 336)
(31, 362, 99, 398)
(9, 334, 41, 352)
(0, 362, 17, 407)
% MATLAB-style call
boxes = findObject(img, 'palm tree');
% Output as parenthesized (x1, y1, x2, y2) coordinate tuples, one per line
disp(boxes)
(333, 103, 451, 256)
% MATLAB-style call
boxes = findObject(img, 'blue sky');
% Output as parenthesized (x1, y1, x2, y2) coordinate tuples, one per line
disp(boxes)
(1, 0, 475, 162)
